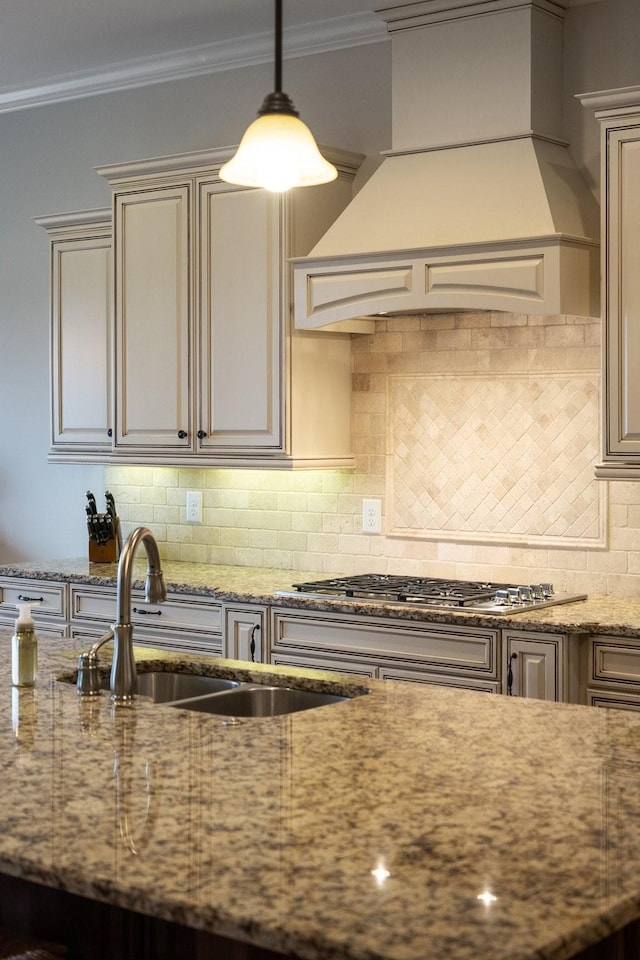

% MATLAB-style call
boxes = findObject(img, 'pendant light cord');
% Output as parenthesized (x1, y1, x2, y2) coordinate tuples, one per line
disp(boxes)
(274, 0, 282, 95)
(258, 0, 297, 117)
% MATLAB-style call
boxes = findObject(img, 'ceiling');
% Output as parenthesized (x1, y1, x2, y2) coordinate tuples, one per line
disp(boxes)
(0, 0, 385, 113)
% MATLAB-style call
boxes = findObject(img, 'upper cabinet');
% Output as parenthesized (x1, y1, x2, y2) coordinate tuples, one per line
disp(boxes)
(587, 89, 640, 479)
(96, 147, 363, 468)
(35, 209, 112, 461)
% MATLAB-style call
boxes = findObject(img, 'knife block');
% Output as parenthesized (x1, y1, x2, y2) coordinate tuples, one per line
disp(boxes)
(89, 538, 119, 564)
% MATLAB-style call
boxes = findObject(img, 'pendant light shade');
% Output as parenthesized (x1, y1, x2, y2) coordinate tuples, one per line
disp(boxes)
(219, 0, 337, 193)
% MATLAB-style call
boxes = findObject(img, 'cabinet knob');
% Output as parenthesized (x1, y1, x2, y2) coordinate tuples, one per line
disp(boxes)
(197, 430, 206, 440)
(107, 428, 113, 438)
(177, 430, 187, 439)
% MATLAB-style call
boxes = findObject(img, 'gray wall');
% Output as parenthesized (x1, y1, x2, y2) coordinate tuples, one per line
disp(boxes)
(0, 0, 638, 562)
(0, 45, 391, 561)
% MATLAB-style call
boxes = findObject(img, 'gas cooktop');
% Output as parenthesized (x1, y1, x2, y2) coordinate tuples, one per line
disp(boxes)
(276, 575, 587, 615)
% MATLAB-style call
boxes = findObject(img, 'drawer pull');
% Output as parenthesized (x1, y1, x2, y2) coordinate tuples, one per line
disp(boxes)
(133, 607, 162, 616)
(17, 594, 44, 603)
(507, 652, 517, 696)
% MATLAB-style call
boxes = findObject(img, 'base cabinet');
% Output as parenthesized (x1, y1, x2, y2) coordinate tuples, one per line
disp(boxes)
(2, 573, 638, 708)
(269, 607, 501, 692)
(68, 583, 223, 656)
(587, 634, 640, 712)
(0, 577, 69, 638)
(224, 606, 267, 662)
(503, 630, 567, 702)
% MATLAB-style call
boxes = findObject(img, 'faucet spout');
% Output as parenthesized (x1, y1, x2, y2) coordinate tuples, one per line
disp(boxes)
(111, 527, 166, 704)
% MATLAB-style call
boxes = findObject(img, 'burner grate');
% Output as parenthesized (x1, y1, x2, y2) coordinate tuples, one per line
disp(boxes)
(291, 574, 510, 607)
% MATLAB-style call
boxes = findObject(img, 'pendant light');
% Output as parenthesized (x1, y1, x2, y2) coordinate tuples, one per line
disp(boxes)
(219, 0, 337, 193)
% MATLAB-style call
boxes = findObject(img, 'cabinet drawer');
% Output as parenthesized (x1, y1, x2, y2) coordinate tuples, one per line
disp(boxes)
(270, 609, 499, 678)
(591, 637, 640, 685)
(270, 650, 377, 679)
(378, 665, 500, 693)
(69, 584, 223, 634)
(587, 688, 640, 712)
(0, 578, 67, 621)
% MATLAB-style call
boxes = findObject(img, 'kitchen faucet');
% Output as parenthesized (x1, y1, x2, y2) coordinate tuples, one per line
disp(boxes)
(76, 526, 166, 703)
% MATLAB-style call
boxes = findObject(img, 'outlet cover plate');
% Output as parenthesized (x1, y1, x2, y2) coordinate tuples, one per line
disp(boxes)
(362, 498, 382, 535)
(186, 490, 203, 524)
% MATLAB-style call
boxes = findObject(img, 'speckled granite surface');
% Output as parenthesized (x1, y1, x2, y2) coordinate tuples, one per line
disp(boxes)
(1, 558, 640, 635)
(3, 634, 640, 960)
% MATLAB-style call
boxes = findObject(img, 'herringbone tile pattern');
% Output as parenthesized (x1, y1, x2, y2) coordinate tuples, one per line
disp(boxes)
(387, 373, 606, 546)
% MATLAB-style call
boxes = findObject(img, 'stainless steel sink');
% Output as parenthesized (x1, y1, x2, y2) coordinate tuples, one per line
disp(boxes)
(169, 683, 348, 717)
(61, 666, 359, 717)
(136, 671, 239, 703)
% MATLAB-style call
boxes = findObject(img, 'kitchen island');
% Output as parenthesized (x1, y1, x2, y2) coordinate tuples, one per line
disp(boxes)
(2, 634, 640, 960)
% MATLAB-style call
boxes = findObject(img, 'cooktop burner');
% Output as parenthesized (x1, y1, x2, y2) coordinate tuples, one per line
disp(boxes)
(276, 575, 586, 614)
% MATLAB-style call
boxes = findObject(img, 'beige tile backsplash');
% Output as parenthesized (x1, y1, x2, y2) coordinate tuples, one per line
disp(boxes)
(106, 311, 640, 597)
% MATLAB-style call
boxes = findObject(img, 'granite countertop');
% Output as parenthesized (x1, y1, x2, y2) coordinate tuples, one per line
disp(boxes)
(1, 558, 640, 636)
(4, 634, 640, 960)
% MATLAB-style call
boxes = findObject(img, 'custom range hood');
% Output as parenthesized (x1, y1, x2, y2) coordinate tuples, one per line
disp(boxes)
(293, 0, 600, 330)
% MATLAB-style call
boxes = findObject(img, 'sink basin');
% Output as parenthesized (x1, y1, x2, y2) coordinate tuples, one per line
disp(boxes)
(170, 684, 348, 717)
(136, 671, 239, 703)
(61, 666, 359, 717)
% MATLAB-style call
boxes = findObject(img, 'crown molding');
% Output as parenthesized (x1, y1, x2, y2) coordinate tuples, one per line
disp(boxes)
(0, 12, 387, 115)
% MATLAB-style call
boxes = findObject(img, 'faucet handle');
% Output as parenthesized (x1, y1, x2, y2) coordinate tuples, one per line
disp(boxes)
(77, 652, 102, 697)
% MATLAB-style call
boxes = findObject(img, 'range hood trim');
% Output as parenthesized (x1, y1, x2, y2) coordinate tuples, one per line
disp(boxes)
(294, 236, 598, 329)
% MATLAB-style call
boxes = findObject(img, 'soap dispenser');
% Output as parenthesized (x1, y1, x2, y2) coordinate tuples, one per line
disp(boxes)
(11, 602, 40, 687)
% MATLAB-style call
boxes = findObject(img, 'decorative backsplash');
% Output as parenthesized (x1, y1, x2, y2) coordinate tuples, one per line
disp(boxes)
(387, 372, 606, 548)
(105, 310, 640, 597)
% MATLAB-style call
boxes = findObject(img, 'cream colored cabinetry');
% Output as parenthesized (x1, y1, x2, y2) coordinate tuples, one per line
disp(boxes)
(68, 583, 223, 656)
(0, 577, 68, 638)
(591, 90, 640, 479)
(35, 209, 112, 460)
(224, 605, 267, 663)
(587, 635, 640, 712)
(269, 607, 501, 692)
(112, 182, 191, 451)
(503, 630, 568, 702)
(97, 147, 362, 467)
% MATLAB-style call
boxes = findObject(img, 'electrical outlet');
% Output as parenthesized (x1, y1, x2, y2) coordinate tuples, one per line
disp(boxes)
(186, 490, 203, 524)
(362, 498, 382, 535)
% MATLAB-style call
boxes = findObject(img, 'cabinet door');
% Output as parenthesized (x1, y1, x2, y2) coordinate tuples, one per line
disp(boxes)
(53, 232, 112, 453)
(36, 211, 112, 458)
(224, 606, 266, 663)
(504, 633, 562, 701)
(599, 111, 640, 474)
(114, 185, 192, 451)
(198, 182, 281, 452)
